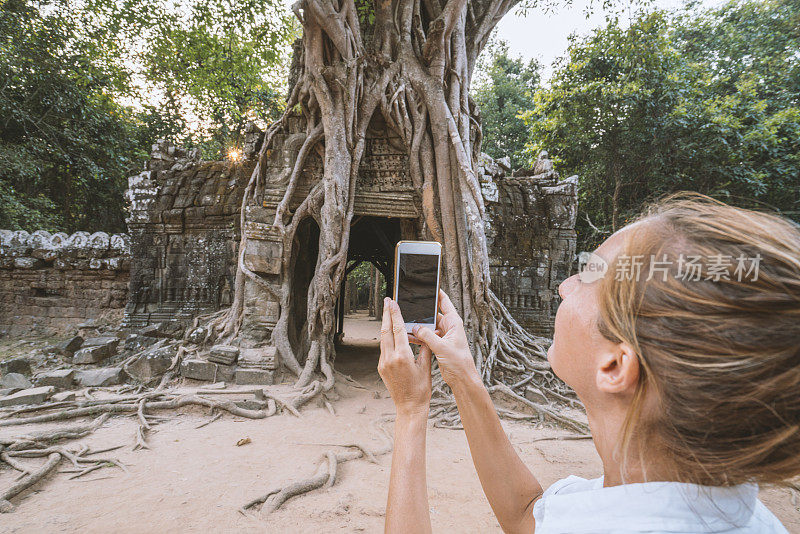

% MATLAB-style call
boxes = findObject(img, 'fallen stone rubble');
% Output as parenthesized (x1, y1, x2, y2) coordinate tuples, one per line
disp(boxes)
(0, 321, 280, 408)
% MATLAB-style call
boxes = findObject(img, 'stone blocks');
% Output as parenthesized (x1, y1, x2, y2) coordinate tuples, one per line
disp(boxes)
(0, 386, 55, 407)
(125, 345, 176, 382)
(36, 369, 75, 389)
(234, 369, 275, 386)
(74, 368, 127, 387)
(55, 336, 84, 357)
(1, 373, 32, 389)
(1, 137, 576, 357)
(0, 231, 129, 335)
(180, 359, 219, 382)
(482, 151, 577, 337)
(238, 347, 277, 370)
(73, 337, 119, 363)
(208, 345, 239, 366)
(0, 358, 32, 376)
(83, 336, 120, 351)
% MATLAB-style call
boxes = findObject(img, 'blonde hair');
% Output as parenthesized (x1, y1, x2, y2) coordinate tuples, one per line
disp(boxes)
(596, 192, 800, 487)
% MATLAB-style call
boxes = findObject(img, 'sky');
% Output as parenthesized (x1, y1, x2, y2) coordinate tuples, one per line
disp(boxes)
(490, 0, 725, 80)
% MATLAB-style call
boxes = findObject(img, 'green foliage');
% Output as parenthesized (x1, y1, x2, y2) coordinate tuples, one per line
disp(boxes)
(472, 40, 541, 169)
(141, 0, 299, 158)
(0, 0, 147, 232)
(524, 0, 800, 251)
(348, 261, 385, 294)
(354, 0, 376, 28)
(0, 0, 295, 231)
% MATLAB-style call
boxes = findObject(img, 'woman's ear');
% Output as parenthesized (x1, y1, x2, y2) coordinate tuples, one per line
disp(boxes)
(595, 342, 640, 395)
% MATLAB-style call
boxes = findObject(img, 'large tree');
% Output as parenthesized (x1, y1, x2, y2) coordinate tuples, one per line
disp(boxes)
(0, 0, 583, 514)
(206, 0, 581, 427)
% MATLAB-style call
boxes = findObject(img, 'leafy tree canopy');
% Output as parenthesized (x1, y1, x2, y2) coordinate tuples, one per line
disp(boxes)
(472, 39, 541, 169)
(523, 0, 800, 251)
(139, 0, 298, 158)
(0, 0, 146, 231)
(0, 0, 295, 232)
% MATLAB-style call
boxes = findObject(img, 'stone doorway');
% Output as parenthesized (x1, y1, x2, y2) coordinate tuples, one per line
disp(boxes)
(333, 216, 412, 375)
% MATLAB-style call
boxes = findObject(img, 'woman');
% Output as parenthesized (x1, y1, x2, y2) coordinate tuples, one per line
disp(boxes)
(377, 193, 798, 533)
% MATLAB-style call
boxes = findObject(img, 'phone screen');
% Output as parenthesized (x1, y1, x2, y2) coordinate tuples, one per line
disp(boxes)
(397, 253, 439, 323)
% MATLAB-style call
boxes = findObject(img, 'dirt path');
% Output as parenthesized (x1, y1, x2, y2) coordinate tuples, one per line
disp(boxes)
(1, 314, 797, 533)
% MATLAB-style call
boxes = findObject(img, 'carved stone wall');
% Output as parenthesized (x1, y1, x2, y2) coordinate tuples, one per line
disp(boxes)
(123, 140, 250, 328)
(481, 152, 578, 337)
(0, 231, 130, 335)
(238, 113, 423, 346)
(0, 128, 577, 346)
(232, 115, 578, 355)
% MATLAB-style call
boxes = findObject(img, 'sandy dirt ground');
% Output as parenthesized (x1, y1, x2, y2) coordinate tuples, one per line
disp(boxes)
(1, 312, 798, 533)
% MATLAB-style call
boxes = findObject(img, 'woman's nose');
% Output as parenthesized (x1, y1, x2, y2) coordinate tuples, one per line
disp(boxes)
(558, 274, 579, 299)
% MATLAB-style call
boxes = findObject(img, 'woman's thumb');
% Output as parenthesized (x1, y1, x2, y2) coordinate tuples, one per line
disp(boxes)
(414, 326, 442, 352)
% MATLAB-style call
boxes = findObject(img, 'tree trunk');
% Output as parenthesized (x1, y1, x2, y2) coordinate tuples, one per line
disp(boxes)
(344, 278, 351, 315)
(208, 0, 573, 418)
(372, 264, 382, 319)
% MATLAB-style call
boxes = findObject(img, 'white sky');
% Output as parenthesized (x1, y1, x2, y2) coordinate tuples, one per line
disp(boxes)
(491, 0, 726, 80)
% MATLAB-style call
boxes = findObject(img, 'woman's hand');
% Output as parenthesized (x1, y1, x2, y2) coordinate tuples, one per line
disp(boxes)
(412, 289, 481, 390)
(378, 297, 432, 417)
(381, 299, 433, 533)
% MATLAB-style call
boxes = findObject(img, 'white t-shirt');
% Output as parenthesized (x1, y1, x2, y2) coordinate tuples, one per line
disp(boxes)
(532, 475, 788, 533)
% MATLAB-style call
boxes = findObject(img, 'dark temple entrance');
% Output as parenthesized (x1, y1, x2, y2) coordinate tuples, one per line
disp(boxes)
(334, 216, 404, 344)
(332, 216, 420, 381)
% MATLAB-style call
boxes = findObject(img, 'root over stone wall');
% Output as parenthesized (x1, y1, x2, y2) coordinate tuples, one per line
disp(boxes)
(0, 136, 578, 340)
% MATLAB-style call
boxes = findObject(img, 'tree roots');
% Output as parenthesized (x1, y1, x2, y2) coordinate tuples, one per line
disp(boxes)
(0, 380, 400, 517)
(0, 354, 585, 518)
(0, 452, 61, 513)
(1, 0, 596, 519)
(0, 384, 317, 513)
(240, 414, 394, 515)
(0, 414, 128, 513)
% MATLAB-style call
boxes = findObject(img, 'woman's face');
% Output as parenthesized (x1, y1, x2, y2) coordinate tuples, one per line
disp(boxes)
(546, 228, 630, 400)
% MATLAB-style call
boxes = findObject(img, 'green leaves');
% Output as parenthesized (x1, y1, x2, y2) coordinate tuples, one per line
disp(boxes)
(524, 0, 800, 250)
(139, 0, 297, 157)
(0, 0, 296, 231)
(473, 39, 542, 169)
(0, 0, 146, 232)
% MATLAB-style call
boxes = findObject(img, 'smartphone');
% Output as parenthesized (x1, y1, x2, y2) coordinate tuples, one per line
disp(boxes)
(392, 240, 442, 332)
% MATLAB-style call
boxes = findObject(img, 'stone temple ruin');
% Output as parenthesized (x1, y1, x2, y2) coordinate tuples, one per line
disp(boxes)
(0, 114, 577, 391)
(0, 231, 130, 335)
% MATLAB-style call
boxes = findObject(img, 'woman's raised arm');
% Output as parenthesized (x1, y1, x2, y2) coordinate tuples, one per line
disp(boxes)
(413, 290, 542, 534)
(378, 299, 433, 534)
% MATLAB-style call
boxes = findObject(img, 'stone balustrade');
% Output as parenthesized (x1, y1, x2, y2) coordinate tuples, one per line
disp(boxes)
(0, 230, 130, 335)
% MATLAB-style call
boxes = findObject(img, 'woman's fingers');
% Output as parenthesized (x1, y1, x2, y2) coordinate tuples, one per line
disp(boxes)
(379, 297, 394, 359)
(412, 324, 444, 353)
(418, 344, 432, 374)
(438, 289, 458, 316)
(388, 299, 410, 352)
(409, 329, 442, 345)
